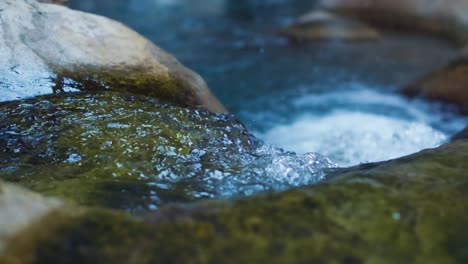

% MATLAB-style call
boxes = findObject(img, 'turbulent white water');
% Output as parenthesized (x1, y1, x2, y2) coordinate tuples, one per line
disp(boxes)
(254, 88, 467, 167)
(261, 111, 446, 166)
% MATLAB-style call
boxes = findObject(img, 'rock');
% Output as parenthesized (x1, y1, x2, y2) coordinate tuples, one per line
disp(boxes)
(1, 139, 468, 263)
(452, 127, 468, 141)
(402, 51, 468, 112)
(37, 0, 67, 5)
(319, 0, 468, 44)
(0, 92, 334, 212)
(281, 10, 380, 41)
(0, 92, 251, 211)
(0, 181, 63, 255)
(0, 0, 226, 112)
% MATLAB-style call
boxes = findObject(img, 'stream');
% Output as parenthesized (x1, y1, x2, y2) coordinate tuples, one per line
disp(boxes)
(69, 0, 467, 168)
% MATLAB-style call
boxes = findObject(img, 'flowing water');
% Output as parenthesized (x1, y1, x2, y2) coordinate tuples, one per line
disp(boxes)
(69, 0, 467, 168)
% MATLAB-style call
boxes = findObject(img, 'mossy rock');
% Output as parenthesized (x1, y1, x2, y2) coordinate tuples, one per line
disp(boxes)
(52, 66, 189, 109)
(0, 92, 253, 212)
(0, 92, 335, 212)
(2, 140, 468, 263)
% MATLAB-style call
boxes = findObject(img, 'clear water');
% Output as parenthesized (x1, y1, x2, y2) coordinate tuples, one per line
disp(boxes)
(69, 0, 467, 167)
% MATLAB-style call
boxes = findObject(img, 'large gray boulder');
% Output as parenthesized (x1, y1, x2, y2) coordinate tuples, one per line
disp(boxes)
(0, 0, 226, 112)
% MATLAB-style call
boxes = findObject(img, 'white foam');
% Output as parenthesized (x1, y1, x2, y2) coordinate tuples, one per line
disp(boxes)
(252, 85, 468, 167)
(260, 110, 447, 167)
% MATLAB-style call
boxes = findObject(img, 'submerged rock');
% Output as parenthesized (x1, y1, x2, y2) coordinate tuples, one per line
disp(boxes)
(0, 0, 225, 112)
(281, 10, 380, 42)
(319, 0, 468, 44)
(0, 92, 334, 212)
(1, 139, 468, 263)
(403, 51, 468, 113)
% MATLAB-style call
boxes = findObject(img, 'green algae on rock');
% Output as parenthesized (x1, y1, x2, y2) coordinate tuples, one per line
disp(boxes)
(1, 140, 468, 263)
(0, 92, 334, 212)
(0, 0, 225, 112)
(52, 66, 194, 109)
(0, 92, 249, 211)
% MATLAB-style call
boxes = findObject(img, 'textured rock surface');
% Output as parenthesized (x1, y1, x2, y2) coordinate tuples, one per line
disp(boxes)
(0, 0, 225, 112)
(0, 92, 334, 212)
(403, 51, 468, 112)
(0, 181, 63, 255)
(319, 0, 468, 44)
(282, 10, 380, 41)
(1, 139, 468, 263)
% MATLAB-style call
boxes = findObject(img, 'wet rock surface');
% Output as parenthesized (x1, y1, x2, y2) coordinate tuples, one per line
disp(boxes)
(319, 0, 468, 44)
(0, 92, 334, 212)
(282, 10, 380, 41)
(1, 139, 468, 263)
(0, 0, 225, 112)
(1, 1, 468, 263)
(403, 51, 468, 113)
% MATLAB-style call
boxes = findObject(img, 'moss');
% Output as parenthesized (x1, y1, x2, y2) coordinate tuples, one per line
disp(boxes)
(1, 208, 155, 264)
(0, 92, 253, 212)
(1, 140, 468, 263)
(52, 65, 199, 108)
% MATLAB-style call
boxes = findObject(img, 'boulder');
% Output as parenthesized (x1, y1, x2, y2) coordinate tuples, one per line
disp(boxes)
(0, 92, 250, 211)
(319, 0, 468, 44)
(281, 10, 380, 41)
(1, 139, 468, 263)
(0, 0, 226, 112)
(402, 50, 468, 112)
(0, 92, 333, 212)
(0, 181, 63, 255)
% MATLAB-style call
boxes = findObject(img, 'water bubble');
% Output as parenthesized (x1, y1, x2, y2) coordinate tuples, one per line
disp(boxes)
(65, 153, 82, 164)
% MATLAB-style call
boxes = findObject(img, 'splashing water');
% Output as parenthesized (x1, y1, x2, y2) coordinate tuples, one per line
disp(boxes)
(260, 111, 447, 167)
(252, 88, 467, 167)
(198, 144, 336, 198)
(0, 92, 336, 211)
